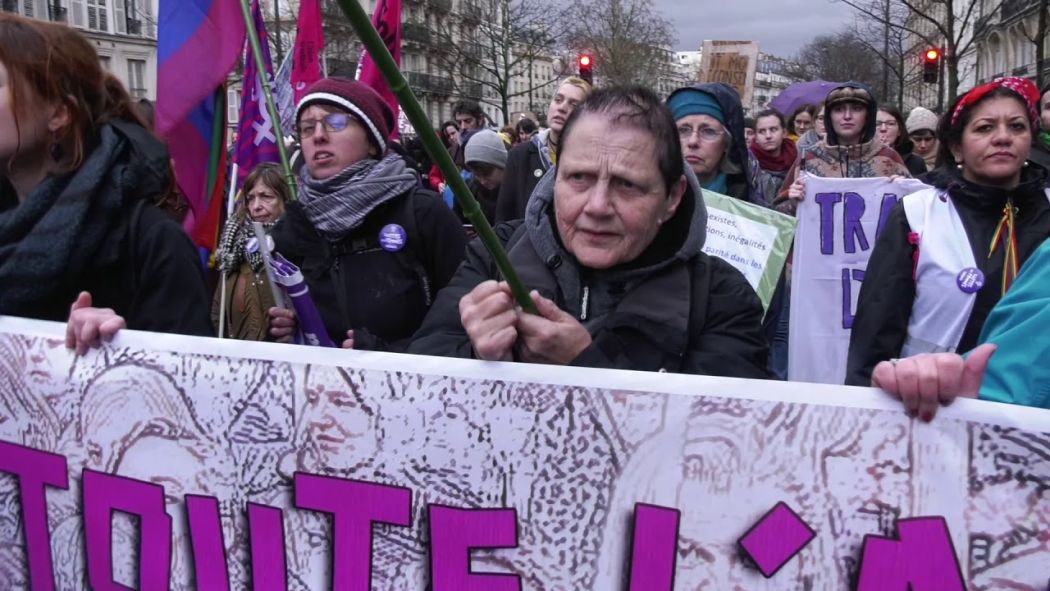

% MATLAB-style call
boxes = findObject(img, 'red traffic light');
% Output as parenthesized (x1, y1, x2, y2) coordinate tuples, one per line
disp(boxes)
(925, 49, 940, 61)
(579, 55, 592, 67)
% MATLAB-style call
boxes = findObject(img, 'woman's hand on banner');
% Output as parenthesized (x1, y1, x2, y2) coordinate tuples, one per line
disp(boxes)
(516, 291, 592, 365)
(342, 329, 356, 349)
(268, 307, 297, 343)
(872, 344, 996, 422)
(65, 291, 126, 355)
(460, 280, 517, 361)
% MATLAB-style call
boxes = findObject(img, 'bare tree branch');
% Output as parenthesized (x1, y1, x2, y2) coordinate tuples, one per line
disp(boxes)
(560, 0, 676, 86)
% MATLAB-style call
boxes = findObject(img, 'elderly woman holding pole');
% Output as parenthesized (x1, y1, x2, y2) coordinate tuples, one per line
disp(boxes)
(409, 87, 771, 377)
(266, 79, 467, 351)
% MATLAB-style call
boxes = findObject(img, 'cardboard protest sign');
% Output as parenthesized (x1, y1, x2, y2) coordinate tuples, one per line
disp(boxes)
(699, 41, 759, 106)
(702, 189, 796, 311)
(1, 317, 1047, 589)
(789, 175, 930, 385)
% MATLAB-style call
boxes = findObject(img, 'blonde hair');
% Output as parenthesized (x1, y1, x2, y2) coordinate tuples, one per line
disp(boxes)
(560, 76, 593, 98)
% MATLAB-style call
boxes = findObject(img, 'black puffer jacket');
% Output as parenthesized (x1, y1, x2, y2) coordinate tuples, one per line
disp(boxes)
(409, 168, 772, 377)
(494, 133, 547, 223)
(846, 164, 1050, 385)
(272, 187, 467, 352)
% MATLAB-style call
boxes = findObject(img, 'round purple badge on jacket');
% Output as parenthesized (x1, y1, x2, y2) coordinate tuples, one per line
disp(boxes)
(379, 224, 407, 252)
(956, 267, 984, 294)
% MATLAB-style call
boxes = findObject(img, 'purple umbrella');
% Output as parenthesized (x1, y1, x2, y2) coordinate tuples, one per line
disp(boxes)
(768, 80, 841, 116)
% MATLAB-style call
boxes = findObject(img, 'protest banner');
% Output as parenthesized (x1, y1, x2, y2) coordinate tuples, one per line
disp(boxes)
(1, 317, 1047, 589)
(789, 173, 932, 386)
(699, 41, 759, 107)
(789, 175, 930, 385)
(702, 189, 796, 311)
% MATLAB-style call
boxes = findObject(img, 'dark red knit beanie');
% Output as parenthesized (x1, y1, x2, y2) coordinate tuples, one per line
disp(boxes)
(295, 77, 393, 152)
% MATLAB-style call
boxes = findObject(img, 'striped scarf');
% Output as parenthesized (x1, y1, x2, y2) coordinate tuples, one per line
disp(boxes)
(297, 153, 418, 242)
(989, 201, 1020, 296)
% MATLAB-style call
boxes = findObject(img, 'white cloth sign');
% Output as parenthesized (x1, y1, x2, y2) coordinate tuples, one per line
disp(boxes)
(1, 318, 1047, 588)
(789, 175, 930, 384)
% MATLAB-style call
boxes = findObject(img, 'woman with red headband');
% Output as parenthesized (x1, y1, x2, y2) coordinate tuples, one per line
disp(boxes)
(846, 77, 1050, 401)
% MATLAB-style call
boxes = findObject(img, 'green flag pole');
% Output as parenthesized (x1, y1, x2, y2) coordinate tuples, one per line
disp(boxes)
(238, 0, 298, 199)
(331, 0, 536, 313)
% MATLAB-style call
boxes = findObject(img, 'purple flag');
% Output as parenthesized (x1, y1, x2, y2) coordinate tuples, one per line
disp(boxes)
(234, 0, 281, 191)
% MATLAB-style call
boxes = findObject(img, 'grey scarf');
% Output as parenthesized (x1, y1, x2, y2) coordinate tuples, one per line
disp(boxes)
(298, 153, 418, 242)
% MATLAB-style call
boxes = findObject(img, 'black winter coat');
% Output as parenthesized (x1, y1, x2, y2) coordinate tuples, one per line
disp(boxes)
(410, 167, 772, 378)
(494, 139, 546, 223)
(272, 189, 468, 351)
(846, 165, 1050, 385)
(0, 123, 211, 337)
(0, 199, 213, 336)
(82, 204, 212, 336)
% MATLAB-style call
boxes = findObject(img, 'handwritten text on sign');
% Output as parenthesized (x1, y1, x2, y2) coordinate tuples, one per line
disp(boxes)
(789, 176, 930, 384)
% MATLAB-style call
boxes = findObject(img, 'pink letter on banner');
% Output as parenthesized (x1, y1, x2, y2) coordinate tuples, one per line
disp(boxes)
(294, 472, 412, 591)
(82, 469, 172, 590)
(247, 503, 288, 590)
(186, 495, 231, 590)
(856, 517, 965, 591)
(737, 501, 816, 577)
(428, 505, 521, 591)
(626, 503, 680, 591)
(0, 441, 69, 591)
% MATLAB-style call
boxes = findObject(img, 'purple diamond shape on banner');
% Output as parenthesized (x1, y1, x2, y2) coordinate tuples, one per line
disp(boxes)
(738, 502, 816, 578)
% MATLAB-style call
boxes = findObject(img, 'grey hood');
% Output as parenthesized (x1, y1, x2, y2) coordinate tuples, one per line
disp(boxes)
(517, 164, 707, 321)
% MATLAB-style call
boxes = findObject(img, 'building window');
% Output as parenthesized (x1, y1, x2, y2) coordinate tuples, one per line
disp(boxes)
(127, 59, 146, 98)
(227, 88, 240, 125)
(86, 0, 107, 31)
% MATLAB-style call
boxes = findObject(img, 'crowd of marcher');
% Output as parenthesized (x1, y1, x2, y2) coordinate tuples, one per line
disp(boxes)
(3, 13, 1050, 422)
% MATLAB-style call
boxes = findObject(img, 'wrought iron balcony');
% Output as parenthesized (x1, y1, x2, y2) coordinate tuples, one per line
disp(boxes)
(406, 71, 454, 96)
(402, 22, 431, 44)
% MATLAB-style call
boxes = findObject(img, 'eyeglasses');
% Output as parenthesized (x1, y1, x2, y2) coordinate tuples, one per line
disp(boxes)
(297, 112, 354, 138)
(677, 124, 725, 142)
(875, 120, 899, 128)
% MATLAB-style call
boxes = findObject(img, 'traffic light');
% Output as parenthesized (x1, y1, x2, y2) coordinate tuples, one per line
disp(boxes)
(923, 48, 940, 84)
(578, 53, 593, 85)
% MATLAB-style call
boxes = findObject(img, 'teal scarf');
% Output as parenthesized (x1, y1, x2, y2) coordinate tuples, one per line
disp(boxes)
(701, 172, 728, 194)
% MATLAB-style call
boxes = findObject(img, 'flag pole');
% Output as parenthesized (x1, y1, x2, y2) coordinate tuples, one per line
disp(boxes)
(331, 0, 536, 313)
(238, 0, 298, 199)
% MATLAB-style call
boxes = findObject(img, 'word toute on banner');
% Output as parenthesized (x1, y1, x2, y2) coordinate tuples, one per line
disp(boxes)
(0, 440, 967, 590)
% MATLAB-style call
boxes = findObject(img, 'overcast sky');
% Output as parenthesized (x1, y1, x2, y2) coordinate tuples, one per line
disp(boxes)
(655, 0, 859, 58)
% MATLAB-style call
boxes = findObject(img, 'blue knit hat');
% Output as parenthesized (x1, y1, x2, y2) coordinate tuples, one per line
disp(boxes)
(667, 89, 725, 124)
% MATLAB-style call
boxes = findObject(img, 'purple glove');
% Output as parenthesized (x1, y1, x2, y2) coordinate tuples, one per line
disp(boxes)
(269, 253, 337, 348)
